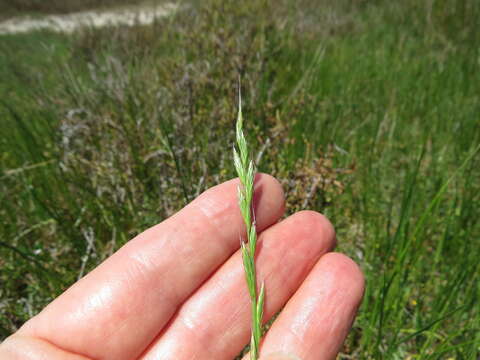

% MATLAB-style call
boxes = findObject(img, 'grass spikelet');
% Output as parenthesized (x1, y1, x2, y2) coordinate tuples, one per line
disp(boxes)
(234, 87, 264, 360)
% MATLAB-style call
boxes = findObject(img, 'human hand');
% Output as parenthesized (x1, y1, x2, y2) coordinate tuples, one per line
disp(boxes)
(0, 174, 364, 360)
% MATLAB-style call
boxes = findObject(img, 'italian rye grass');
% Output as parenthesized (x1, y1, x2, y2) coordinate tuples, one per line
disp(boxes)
(234, 89, 265, 360)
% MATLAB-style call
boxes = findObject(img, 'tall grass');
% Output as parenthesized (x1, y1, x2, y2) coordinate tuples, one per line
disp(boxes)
(0, 0, 479, 358)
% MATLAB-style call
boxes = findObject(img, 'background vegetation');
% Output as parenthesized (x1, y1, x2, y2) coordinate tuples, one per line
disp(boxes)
(1, 0, 479, 358)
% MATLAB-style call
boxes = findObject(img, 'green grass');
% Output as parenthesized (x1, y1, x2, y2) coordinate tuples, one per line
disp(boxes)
(1, 0, 479, 358)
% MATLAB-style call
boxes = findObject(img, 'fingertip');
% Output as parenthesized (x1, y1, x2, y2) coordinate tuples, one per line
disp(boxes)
(253, 173, 286, 222)
(319, 252, 365, 306)
(291, 210, 337, 251)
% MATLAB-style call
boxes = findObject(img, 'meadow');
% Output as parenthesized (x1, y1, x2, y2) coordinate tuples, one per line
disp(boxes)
(0, 0, 479, 358)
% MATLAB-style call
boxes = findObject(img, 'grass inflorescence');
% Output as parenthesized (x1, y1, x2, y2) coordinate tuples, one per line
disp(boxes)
(234, 89, 264, 360)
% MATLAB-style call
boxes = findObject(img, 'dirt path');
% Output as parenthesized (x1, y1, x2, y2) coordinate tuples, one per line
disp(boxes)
(0, 2, 178, 35)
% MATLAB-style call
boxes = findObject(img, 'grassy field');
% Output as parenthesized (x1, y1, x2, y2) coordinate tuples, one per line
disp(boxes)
(1, 0, 479, 358)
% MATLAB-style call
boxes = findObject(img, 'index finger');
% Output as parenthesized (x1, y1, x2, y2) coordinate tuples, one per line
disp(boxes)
(17, 174, 285, 360)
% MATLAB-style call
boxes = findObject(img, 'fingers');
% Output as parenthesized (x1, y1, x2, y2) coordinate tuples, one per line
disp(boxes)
(255, 253, 365, 360)
(18, 174, 285, 360)
(141, 211, 336, 360)
(0, 335, 90, 360)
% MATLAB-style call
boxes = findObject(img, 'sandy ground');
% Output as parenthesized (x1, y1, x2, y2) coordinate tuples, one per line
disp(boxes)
(0, 2, 178, 35)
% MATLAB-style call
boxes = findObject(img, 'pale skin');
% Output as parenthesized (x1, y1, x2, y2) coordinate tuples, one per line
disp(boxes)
(0, 174, 365, 360)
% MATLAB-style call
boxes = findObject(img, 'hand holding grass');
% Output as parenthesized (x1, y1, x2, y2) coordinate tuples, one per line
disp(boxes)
(0, 177, 364, 360)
